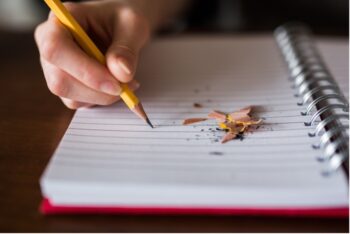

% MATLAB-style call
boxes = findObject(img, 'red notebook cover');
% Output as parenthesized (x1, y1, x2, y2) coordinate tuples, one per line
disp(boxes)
(41, 198, 349, 217)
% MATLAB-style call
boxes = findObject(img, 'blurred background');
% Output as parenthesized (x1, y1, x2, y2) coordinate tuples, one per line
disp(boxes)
(0, 0, 45, 31)
(0, 0, 348, 35)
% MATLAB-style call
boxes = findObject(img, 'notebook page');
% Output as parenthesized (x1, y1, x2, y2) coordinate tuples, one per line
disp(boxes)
(41, 36, 348, 208)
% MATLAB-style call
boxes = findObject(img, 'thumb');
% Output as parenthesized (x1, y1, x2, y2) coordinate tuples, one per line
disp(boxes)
(106, 8, 150, 83)
(106, 42, 137, 83)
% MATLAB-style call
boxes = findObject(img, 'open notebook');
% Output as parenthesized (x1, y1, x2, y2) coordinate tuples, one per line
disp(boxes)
(40, 33, 349, 216)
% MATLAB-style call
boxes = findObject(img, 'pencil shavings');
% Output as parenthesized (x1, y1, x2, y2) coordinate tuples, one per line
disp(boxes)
(208, 111, 227, 122)
(228, 106, 252, 122)
(183, 106, 262, 143)
(182, 118, 208, 125)
(221, 132, 238, 144)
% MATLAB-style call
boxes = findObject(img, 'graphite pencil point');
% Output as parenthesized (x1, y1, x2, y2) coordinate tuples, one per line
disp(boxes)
(146, 118, 154, 128)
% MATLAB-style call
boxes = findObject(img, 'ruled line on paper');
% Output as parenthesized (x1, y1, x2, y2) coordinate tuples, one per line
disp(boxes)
(74, 115, 306, 120)
(55, 154, 317, 169)
(59, 143, 315, 156)
(65, 134, 314, 147)
(50, 159, 322, 173)
(68, 126, 313, 133)
(137, 96, 296, 101)
(65, 131, 309, 139)
(58, 146, 312, 156)
(70, 121, 307, 125)
(121, 101, 300, 106)
(76, 107, 306, 114)
(75, 110, 308, 118)
(61, 139, 313, 148)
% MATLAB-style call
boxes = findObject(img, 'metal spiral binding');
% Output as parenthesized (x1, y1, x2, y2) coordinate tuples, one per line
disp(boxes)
(274, 23, 349, 175)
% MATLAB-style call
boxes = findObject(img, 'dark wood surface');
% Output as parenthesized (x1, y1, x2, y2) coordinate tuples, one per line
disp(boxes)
(0, 31, 348, 232)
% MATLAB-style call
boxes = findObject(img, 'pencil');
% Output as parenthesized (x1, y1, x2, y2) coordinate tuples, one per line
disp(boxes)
(43, 0, 153, 128)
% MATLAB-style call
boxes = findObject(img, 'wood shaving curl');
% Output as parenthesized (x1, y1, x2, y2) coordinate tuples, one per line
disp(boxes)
(183, 118, 208, 125)
(183, 106, 262, 143)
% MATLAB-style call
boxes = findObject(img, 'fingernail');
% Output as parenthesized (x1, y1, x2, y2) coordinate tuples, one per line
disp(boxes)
(117, 57, 133, 75)
(129, 81, 140, 90)
(100, 81, 121, 95)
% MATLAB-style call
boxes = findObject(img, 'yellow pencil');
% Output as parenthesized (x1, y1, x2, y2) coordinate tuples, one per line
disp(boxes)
(43, 0, 153, 128)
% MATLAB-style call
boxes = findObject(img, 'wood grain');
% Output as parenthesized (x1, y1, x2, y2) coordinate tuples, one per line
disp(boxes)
(0, 31, 348, 232)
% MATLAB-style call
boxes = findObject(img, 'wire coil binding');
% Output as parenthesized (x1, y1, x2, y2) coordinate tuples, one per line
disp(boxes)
(274, 23, 349, 175)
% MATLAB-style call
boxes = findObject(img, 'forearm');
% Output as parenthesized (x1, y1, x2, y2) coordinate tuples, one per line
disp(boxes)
(117, 0, 191, 30)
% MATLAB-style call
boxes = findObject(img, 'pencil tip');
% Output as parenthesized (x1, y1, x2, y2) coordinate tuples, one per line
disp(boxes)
(131, 103, 154, 129)
(146, 118, 154, 128)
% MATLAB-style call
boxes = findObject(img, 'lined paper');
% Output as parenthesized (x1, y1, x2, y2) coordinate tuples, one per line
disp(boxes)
(41, 36, 348, 208)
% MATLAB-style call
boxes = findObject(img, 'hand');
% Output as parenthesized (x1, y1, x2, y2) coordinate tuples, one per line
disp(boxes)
(34, 0, 151, 109)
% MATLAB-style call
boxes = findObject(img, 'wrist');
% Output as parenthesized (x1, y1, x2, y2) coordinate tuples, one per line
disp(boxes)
(109, 0, 162, 31)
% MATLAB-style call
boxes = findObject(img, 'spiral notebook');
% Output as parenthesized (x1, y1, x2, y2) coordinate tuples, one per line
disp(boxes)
(40, 24, 349, 216)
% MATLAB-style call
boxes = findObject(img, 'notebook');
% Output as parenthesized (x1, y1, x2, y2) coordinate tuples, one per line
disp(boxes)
(40, 24, 349, 216)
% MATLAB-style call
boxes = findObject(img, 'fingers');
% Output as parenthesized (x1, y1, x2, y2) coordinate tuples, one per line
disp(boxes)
(41, 59, 140, 108)
(35, 7, 121, 96)
(41, 59, 122, 105)
(106, 7, 150, 83)
(59, 78, 140, 110)
(60, 97, 93, 110)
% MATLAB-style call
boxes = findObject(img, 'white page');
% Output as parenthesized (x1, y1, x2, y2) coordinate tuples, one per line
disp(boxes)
(41, 36, 349, 208)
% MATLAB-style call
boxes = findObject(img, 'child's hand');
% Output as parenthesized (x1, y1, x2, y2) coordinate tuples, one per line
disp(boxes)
(35, 1, 150, 109)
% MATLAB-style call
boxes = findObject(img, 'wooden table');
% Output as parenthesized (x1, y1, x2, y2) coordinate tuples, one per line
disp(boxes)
(0, 31, 348, 232)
